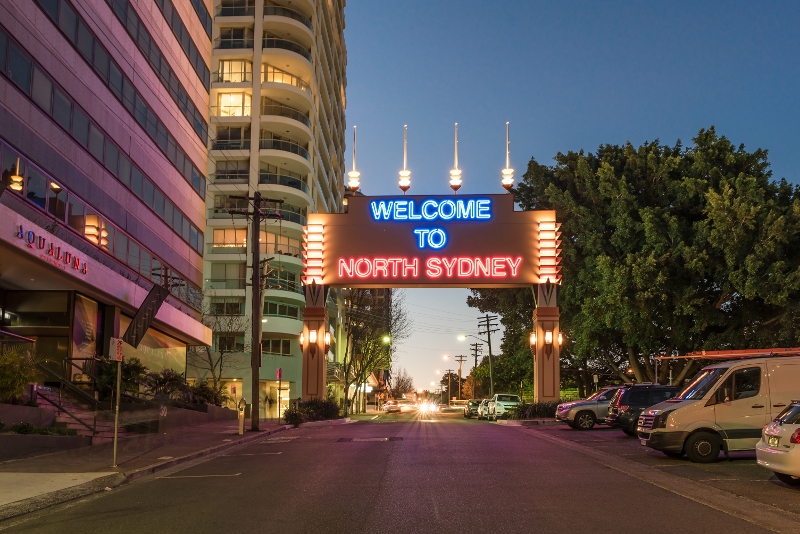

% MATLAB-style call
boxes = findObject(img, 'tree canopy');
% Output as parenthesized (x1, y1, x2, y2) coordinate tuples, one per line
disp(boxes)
(468, 127, 800, 392)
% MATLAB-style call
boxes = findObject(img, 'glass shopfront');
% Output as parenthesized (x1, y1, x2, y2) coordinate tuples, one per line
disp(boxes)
(119, 315, 187, 374)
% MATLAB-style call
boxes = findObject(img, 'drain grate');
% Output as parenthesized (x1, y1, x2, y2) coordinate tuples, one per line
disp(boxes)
(337, 437, 402, 442)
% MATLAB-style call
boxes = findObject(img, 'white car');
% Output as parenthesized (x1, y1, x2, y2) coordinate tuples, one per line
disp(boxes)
(756, 400, 800, 486)
(488, 394, 522, 421)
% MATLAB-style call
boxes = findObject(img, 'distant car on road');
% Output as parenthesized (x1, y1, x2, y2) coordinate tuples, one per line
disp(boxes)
(488, 394, 522, 421)
(382, 401, 400, 413)
(464, 399, 481, 418)
(607, 384, 679, 436)
(756, 400, 800, 486)
(477, 399, 491, 420)
(448, 400, 467, 412)
(395, 399, 417, 412)
(556, 386, 624, 430)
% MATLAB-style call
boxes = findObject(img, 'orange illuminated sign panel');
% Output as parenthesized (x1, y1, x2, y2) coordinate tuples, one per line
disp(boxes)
(303, 194, 560, 288)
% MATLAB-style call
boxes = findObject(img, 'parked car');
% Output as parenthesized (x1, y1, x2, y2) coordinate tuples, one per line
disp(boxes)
(464, 399, 481, 418)
(556, 386, 625, 430)
(607, 384, 679, 436)
(395, 399, 417, 412)
(757, 399, 800, 486)
(488, 394, 522, 421)
(477, 399, 491, 420)
(382, 401, 400, 413)
(638, 356, 800, 463)
(450, 399, 468, 411)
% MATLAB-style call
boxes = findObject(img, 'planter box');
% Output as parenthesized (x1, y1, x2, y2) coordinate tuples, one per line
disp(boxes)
(0, 434, 92, 461)
(0, 404, 55, 428)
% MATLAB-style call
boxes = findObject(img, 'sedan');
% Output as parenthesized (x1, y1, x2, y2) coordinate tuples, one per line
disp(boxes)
(477, 399, 491, 420)
(757, 400, 800, 486)
(382, 401, 400, 413)
(464, 399, 481, 418)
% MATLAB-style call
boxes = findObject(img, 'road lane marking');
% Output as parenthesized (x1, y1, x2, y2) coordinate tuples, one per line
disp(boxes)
(371, 415, 380, 420)
(221, 452, 283, 456)
(161, 473, 241, 479)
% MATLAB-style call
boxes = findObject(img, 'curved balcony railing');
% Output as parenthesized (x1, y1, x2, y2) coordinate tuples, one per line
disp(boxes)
(267, 209, 306, 226)
(211, 172, 249, 184)
(265, 278, 303, 294)
(204, 278, 246, 289)
(211, 139, 251, 150)
(214, 37, 254, 50)
(217, 3, 255, 16)
(211, 105, 251, 117)
(208, 208, 247, 219)
(264, 6, 312, 30)
(259, 243, 302, 257)
(259, 138, 310, 161)
(207, 243, 246, 254)
(262, 38, 311, 62)
(260, 104, 310, 128)
(259, 173, 310, 195)
(213, 71, 253, 83)
(262, 65, 310, 92)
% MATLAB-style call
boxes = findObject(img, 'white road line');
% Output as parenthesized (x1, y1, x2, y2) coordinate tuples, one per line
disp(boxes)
(161, 473, 241, 479)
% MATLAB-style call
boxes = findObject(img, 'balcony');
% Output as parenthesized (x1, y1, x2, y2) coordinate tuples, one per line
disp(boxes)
(264, 6, 312, 31)
(211, 104, 251, 118)
(211, 139, 251, 150)
(267, 209, 307, 226)
(214, 37, 255, 50)
(259, 138, 309, 161)
(262, 38, 311, 62)
(259, 172, 310, 195)
(217, 2, 254, 16)
(265, 278, 303, 294)
(211, 172, 249, 184)
(260, 104, 310, 129)
(208, 208, 247, 219)
(262, 65, 310, 93)
(206, 243, 247, 254)
(260, 243, 302, 258)
(204, 278, 246, 290)
(213, 71, 253, 83)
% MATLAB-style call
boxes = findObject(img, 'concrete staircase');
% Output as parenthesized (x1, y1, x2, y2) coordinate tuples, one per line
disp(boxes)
(36, 387, 134, 445)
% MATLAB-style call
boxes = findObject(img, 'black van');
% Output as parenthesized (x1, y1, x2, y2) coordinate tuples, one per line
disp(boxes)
(607, 384, 679, 436)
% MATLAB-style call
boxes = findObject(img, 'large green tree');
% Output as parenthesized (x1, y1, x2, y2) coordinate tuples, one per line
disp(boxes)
(469, 127, 800, 390)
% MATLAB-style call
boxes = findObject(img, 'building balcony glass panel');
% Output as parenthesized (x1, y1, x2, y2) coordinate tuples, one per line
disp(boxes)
(211, 139, 251, 150)
(262, 38, 311, 62)
(206, 243, 247, 254)
(204, 278, 246, 289)
(258, 172, 310, 195)
(211, 172, 249, 184)
(260, 104, 310, 129)
(265, 278, 303, 294)
(259, 138, 310, 161)
(214, 37, 255, 50)
(217, 0, 255, 17)
(262, 64, 310, 92)
(268, 208, 307, 226)
(208, 208, 247, 219)
(211, 105, 251, 117)
(263, 6, 312, 30)
(259, 243, 302, 257)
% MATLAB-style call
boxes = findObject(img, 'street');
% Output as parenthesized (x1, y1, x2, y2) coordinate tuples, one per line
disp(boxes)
(2, 412, 793, 534)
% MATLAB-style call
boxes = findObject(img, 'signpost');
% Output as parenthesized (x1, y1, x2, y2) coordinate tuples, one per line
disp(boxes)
(111, 337, 123, 467)
(277, 368, 282, 420)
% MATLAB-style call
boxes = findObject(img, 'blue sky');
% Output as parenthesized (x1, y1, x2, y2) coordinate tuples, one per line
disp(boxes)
(342, 1, 800, 390)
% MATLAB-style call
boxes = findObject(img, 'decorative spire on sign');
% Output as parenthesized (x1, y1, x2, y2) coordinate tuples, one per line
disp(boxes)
(399, 125, 411, 194)
(501, 122, 514, 192)
(449, 123, 462, 194)
(347, 125, 360, 192)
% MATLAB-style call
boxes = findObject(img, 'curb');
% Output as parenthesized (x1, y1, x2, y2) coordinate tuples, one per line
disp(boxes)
(297, 417, 351, 428)
(0, 425, 289, 523)
(496, 419, 563, 426)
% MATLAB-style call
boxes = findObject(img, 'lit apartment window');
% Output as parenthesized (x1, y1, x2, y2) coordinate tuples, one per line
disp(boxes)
(212, 228, 247, 250)
(215, 60, 252, 83)
(214, 93, 251, 117)
(209, 263, 246, 289)
(262, 64, 309, 92)
(260, 231, 300, 256)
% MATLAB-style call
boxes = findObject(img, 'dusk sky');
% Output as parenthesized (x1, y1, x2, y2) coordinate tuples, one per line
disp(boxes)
(342, 1, 800, 390)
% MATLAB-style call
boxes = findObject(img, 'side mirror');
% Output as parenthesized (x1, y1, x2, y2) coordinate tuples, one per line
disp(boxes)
(707, 387, 731, 406)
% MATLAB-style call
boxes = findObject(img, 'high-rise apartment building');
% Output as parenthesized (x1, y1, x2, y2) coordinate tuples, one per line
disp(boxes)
(198, 0, 347, 416)
(0, 1, 211, 375)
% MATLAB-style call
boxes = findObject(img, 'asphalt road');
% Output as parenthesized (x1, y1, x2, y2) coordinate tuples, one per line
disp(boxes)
(2, 411, 791, 533)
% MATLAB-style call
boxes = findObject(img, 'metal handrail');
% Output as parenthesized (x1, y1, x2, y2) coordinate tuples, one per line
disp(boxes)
(265, 278, 303, 294)
(208, 208, 248, 218)
(214, 37, 255, 49)
(38, 362, 102, 410)
(211, 172, 249, 183)
(260, 104, 310, 128)
(262, 38, 311, 62)
(264, 6, 312, 30)
(258, 173, 310, 195)
(204, 278, 247, 289)
(259, 138, 310, 161)
(211, 139, 251, 150)
(262, 66, 310, 92)
(217, 4, 255, 16)
(213, 71, 253, 83)
(211, 105, 252, 117)
(35, 393, 96, 434)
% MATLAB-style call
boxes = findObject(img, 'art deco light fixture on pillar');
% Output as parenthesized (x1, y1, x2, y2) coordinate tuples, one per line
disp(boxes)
(449, 123, 462, 194)
(347, 125, 360, 192)
(399, 125, 411, 194)
(501, 122, 514, 192)
(529, 331, 536, 354)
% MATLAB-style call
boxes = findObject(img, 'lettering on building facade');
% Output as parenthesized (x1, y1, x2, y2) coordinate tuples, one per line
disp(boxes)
(15, 225, 88, 275)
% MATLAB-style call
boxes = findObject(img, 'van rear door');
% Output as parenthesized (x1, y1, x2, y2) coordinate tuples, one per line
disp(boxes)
(713, 365, 768, 451)
(766, 360, 800, 418)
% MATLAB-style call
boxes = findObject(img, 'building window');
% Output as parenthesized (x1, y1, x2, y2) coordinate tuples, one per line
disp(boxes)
(26, 167, 47, 210)
(213, 334, 245, 352)
(216, 60, 252, 83)
(208, 263, 245, 289)
(213, 127, 250, 150)
(263, 339, 292, 356)
(210, 298, 245, 316)
(214, 93, 251, 117)
(263, 301, 301, 319)
(212, 228, 247, 252)
(8, 43, 32, 94)
(260, 231, 300, 256)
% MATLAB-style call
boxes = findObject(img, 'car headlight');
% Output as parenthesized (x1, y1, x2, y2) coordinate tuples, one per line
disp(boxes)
(652, 409, 674, 429)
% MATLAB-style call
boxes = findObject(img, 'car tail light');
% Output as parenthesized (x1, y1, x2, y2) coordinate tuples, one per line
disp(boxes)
(791, 429, 800, 444)
(618, 405, 629, 413)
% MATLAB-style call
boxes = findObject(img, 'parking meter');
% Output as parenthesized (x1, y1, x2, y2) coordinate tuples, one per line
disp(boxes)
(238, 398, 247, 435)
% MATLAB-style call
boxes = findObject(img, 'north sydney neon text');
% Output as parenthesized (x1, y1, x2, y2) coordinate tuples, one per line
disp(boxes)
(369, 199, 492, 221)
(337, 257, 523, 279)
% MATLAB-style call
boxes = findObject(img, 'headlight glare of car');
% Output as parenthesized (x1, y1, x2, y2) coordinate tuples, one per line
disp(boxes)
(653, 409, 674, 428)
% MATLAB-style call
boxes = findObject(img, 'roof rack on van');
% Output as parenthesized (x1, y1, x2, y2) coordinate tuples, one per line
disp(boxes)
(654, 347, 800, 360)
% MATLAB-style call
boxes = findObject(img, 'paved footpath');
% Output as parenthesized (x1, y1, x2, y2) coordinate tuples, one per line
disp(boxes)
(1, 412, 797, 533)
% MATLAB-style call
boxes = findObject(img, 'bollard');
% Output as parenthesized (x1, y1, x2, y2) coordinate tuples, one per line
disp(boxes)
(238, 398, 247, 435)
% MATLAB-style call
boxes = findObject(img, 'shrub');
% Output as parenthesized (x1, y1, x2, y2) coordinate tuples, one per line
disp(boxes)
(0, 420, 5, 431)
(298, 398, 339, 421)
(144, 369, 187, 397)
(96, 357, 148, 398)
(10, 422, 36, 434)
(185, 381, 227, 406)
(0, 346, 45, 404)
(282, 407, 303, 427)
(508, 402, 560, 420)
(10, 422, 77, 436)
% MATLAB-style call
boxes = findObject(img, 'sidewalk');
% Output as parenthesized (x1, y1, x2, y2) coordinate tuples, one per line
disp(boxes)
(0, 419, 289, 521)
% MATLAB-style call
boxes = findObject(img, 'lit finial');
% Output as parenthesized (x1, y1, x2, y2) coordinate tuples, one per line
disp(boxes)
(347, 125, 360, 192)
(449, 123, 462, 194)
(399, 125, 411, 194)
(502, 122, 514, 192)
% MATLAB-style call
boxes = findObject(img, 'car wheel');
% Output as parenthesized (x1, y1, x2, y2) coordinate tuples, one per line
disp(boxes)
(663, 451, 684, 459)
(575, 411, 596, 430)
(775, 472, 800, 486)
(686, 432, 721, 463)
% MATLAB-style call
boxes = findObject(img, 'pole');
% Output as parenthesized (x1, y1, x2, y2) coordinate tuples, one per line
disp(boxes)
(454, 355, 467, 400)
(112, 358, 121, 467)
(478, 315, 499, 397)
(250, 192, 262, 432)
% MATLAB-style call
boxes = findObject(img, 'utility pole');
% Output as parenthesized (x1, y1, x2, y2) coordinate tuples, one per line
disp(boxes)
(445, 369, 454, 404)
(477, 314, 499, 397)
(228, 192, 283, 432)
(470, 343, 482, 370)
(454, 355, 467, 400)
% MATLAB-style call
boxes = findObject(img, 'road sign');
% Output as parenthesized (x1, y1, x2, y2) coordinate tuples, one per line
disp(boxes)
(114, 338, 123, 361)
(593, 374, 599, 383)
(121, 285, 171, 349)
(277, 368, 282, 380)
(231, 385, 236, 395)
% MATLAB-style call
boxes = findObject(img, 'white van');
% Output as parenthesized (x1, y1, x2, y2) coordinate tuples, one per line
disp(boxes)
(637, 356, 800, 463)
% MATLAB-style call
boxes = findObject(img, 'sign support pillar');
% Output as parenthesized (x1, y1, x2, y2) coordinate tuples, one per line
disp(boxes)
(533, 283, 560, 403)
(301, 282, 328, 400)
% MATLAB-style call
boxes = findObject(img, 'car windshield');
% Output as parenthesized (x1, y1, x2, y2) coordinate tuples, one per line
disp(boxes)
(775, 404, 800, 425)
(673, 368, 726, 400)
(585, 391, 603, 401)
(497, 395, 520, 402)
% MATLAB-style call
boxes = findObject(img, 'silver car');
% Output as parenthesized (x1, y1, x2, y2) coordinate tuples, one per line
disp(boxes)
(477, 399, 491, 420)
(555, 386, 623, 430)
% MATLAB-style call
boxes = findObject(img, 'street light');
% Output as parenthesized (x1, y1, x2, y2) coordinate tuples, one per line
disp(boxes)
(383, 336, 390, 343)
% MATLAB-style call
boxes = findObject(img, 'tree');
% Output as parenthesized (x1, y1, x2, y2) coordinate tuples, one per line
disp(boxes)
(439, 371, 462, 401)
(470, 127, 800, 387)
(187, 295, 249, 398)
(390, 366, 415, 397)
